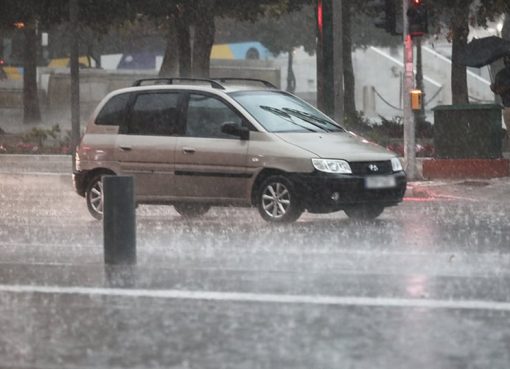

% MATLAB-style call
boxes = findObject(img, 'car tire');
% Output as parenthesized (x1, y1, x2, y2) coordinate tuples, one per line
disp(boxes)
(85, 174, 105, 220)
(257, 175, 303, 223)
(344, 205, 384, 220)
(174, 203, 210, 218)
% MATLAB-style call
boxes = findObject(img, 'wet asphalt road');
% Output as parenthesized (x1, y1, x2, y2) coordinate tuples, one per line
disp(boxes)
(1, 172, 510, 369)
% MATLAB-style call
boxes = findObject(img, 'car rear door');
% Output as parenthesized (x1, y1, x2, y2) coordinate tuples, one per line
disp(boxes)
(115, 90, 184, 198)
(173, 92, 250, 200)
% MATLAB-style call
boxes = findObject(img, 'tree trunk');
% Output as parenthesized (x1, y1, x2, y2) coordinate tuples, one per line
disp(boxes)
(342, 1, 356, 123)
(502, 13, 510, 40)
(192, 2, 215, 78)
(450, 7, 469, 105)
(0, 31, 5, 80)
(23, 22, 41, 124)
(286, 49, 296, 93)
(159, 16, 179, 77)
(0, 32, 4, 60)
(176, 16, 191, 78)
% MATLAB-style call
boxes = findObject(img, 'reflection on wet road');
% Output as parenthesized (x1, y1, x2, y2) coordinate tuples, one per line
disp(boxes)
(1, 173, 510, 368)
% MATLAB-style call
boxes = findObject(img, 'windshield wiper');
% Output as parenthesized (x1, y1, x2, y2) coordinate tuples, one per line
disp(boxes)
(259, 105, 316, 132)
(282, 108, 344, 132)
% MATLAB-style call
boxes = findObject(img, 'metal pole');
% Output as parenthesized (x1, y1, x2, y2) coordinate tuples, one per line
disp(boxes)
(103, 176, 137, 265)
(403, 0, 417, 179)
(333, 0, 344, 124)
(316, 0, 325, 112)
(322, 0, 335, 118)
(70, 0, 80, 172)
(415, 36, 426, 125)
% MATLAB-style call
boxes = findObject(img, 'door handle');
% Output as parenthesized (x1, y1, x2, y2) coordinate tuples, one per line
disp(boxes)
(120, 146, 132, 151)
(182, 147, 196, 154)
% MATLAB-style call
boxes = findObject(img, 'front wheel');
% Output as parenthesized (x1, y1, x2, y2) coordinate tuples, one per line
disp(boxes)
(257, 175, 303, 223)
(174, 203, 210, 218)
(344, 205, 384, 220)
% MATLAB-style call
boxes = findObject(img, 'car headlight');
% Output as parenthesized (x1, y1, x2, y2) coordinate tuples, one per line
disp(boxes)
(312, 159, 352, 174)
(391, 157, 403, 172)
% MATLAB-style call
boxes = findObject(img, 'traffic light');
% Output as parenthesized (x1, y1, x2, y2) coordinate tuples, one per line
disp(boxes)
(370, 0, 397, 35)
(317, 0, 323, 35)
(407, 0, 428, 37)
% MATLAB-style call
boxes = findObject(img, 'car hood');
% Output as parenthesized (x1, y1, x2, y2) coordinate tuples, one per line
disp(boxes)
(274, 132, 396, 161)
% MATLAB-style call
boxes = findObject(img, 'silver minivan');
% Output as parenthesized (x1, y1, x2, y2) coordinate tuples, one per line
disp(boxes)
(73, 78, 406, 222)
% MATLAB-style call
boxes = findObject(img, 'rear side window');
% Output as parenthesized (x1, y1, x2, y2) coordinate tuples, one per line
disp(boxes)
(128, 92, 181, 136)
(95, 93, 129, 126)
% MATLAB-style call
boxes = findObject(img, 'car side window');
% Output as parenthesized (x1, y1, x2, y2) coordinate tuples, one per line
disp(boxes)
(128, 92, 181, 136)
(185, 94, 243, 139)
(95, 93, 129, 126)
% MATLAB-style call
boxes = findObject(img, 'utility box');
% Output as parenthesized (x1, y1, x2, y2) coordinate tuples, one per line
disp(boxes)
(433, 104, 503, 159)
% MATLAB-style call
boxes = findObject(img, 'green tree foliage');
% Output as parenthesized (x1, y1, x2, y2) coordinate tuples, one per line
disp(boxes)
(135, 0, 298, 78)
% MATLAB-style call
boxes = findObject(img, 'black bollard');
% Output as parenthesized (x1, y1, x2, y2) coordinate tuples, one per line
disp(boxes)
(103, 175, 136, 265)
(104, 265, 137, 288)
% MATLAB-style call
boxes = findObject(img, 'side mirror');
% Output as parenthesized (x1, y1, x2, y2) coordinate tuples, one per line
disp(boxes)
(221, 122, 250, 140)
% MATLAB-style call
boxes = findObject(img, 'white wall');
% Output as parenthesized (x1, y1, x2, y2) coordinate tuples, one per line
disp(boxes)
(275, 43, 496, 123)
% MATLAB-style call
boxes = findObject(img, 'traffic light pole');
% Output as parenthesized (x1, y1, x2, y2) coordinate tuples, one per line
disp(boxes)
(403, 0, 417, 179)
(333, 0, 344, 124)
(316, 0, 344, 123)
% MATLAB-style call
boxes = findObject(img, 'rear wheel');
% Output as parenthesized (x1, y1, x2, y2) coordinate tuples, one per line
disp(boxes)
(344, 205, 384, 220)
(85, 174, 105, 220)
(174, 203, 210, 218)
(257, 175, 303, 223)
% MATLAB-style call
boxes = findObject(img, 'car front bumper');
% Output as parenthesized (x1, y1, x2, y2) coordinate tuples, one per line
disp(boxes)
(291, 171, 407, 213)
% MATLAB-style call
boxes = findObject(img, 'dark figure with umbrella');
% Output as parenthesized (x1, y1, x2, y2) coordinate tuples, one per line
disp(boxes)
(490, 55, 510, 138)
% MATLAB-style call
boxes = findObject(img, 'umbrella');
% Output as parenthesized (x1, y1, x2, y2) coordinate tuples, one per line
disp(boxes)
(457, 36, 510, 68)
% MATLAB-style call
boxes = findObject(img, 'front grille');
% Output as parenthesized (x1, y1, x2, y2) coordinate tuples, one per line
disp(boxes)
(349, 161, 393, 176)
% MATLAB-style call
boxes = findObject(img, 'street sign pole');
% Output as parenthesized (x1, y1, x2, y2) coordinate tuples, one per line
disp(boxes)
(403, 0, 417, 179)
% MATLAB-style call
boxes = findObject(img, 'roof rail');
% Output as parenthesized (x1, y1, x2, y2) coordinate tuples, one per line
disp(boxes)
(215, 78, 277, 89)
(132, 77, 225, 90)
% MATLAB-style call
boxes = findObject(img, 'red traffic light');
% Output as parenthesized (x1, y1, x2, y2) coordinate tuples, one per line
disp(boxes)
(317, 0, 323, 34)
(407, 0, 427, 37)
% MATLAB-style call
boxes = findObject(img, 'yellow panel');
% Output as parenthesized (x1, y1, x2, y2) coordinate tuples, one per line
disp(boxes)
(210, 44, 234, 60)
(4, 67, 22, 80)
(48, 58, 68, 68)
(48, 56, 90, 68)
(48, 56, 92, 68)
(79, 56, 91, 66)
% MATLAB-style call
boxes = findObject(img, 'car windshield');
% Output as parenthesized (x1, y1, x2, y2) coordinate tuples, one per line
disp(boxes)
(230, 91, 345, 133)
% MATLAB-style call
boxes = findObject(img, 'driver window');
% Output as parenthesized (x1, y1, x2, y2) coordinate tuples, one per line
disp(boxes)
(185, 94, 242, 138)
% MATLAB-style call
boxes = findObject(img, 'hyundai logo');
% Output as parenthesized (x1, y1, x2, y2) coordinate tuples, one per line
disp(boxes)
(368, 164, 379, 172)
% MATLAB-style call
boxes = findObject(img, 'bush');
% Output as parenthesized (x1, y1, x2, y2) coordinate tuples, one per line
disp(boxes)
(343, 112, 434, 157)
(0, 124, 71, 155)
